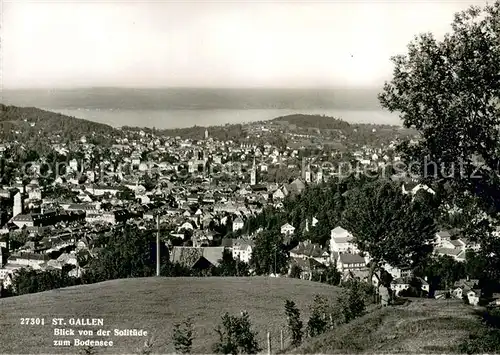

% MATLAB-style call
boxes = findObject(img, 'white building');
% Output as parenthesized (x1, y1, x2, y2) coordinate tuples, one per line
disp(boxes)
(13, 192, 23, 217)
(330, 226, 359, 255)
(316, 170, 323, 184)
(336, 253, 367, 274)
(69, 159, 79, 171)
(232, 240, 254, 263)
(232, 217, 244, 232)
(250, 158, 257, 186)
(281, 223, 296, 236)
(305, 167, 311, 183)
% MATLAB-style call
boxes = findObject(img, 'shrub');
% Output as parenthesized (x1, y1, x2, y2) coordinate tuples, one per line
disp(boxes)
(212, 311, 261, 355)
(290, 265, 302, 279)
(79, 346, 97, 355)
(137, 337, 155, 355)
(306, 295, 329, 337)
(458, 328, 500, 354)
(172, 318, 194, 354)
(462, 294, 469, 305)
(285, 300, 303, 347)
(338, 280, 366, 323)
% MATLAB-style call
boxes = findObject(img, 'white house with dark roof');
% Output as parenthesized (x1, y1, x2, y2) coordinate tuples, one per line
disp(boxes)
(290, 240, 330, 265)
(434, 247, 466, 262)
(434, 230, 452, 245)
(280, 223, 295, 236)
(336, 253, 367, 275)
(391, 276, 430, 296)
(433, 230, 473, 262)
(11, 214, 35, 228)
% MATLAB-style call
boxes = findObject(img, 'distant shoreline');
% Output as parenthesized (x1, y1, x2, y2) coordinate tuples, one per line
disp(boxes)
(45, 107, 402, 130)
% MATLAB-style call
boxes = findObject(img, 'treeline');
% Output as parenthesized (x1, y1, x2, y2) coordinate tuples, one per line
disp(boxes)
(3, 225, 251, 297)
(273, 114, 351, 130)
(0, 104, 117, 145)
(4, 222, 344, 298)
(244, 173, 387, 247)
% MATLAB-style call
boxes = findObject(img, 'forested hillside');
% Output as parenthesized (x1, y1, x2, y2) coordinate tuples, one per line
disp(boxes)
(272, 114, 351, 130)
(244, 175, 379, 247)
(0, 104, 117, 144)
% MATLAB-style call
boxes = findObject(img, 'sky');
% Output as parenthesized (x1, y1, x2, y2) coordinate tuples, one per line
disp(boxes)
(1, 0, 490, 89)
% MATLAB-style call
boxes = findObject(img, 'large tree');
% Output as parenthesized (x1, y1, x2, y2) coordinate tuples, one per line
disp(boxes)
(379, 1, 500, 211)
(82, 225, 168, 283)
(250, 229, 289, 275)
(378, 1, 500, 280)
(342, 180, 436, 279)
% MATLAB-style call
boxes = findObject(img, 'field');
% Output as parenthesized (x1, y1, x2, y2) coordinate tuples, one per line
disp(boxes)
(0, 276, 339, 354)
(293, 298, 483, 353)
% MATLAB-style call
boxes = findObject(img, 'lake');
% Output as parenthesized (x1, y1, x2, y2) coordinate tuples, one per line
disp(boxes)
(47, 108, 402, 129)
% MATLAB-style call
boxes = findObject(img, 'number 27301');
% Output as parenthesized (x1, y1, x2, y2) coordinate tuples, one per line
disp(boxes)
(20, 318, 45, 325)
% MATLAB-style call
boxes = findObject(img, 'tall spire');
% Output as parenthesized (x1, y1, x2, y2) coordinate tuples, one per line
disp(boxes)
(250, 155, 257, 186)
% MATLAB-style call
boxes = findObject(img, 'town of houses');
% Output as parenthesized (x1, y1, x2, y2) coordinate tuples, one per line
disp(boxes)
(0, 119, 485, 305)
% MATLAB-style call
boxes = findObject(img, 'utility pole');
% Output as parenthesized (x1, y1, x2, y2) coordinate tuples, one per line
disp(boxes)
(156, 214, 160, 277)
(274, 244, 277, 276)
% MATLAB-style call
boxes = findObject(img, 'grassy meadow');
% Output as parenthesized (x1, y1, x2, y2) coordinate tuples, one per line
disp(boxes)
(0, 276, 339, 354)
(293, 298, 482, 354)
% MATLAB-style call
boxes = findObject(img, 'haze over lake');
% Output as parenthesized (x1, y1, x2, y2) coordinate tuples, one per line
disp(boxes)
(1, 87, 401, 128)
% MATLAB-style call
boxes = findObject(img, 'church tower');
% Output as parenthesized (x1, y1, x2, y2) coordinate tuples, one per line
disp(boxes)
(13, 191, 22, 218)
(305, 164, 311, 183)
(250, 157, 257, 186)
(316, 168, 323, 184)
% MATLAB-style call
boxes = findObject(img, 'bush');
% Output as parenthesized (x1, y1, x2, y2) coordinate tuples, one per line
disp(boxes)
(458, 308, 500, 353)
(458, 328, 500, 354)
(172, 318, 194, 354)
(463, 294, 469, 305)
(306, 295, 329, 337)
(338, 280, 366, 323)
(285, 300, 303, 347)
(290, 265, 302, 279)
(79, 346, 97, 355)
(324, 264, 341, 286)
(137, 338, 155, 355)
(212, 311, 261, 355)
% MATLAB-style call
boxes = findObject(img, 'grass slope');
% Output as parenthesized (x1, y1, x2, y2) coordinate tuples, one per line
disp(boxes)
(0, 277, 339, 354)
(293, 298, 481, 354)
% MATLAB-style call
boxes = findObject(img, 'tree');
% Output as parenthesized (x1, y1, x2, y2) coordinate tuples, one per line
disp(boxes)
(323, 263, 341, 286)
(306, 295, 329, 337)
(11, 267, 80, 296)
(117, 186, 135, 201)
(212, 311, 261, 355)
(284, 300, 303, 347)
(215, 249, 249, 277)
(380, 1, 500, 212)
(466, 250, 488, 280)
(289, 264, 302, 279)
(415, 255, 465, 292)
(378, 1, 500, 282)
(342, 180, 436, 280)
(172, 318, 194, 354)
(250, 229, 289, 275)
(336, 280, 366, 324)
(82, 225, 167, 283)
